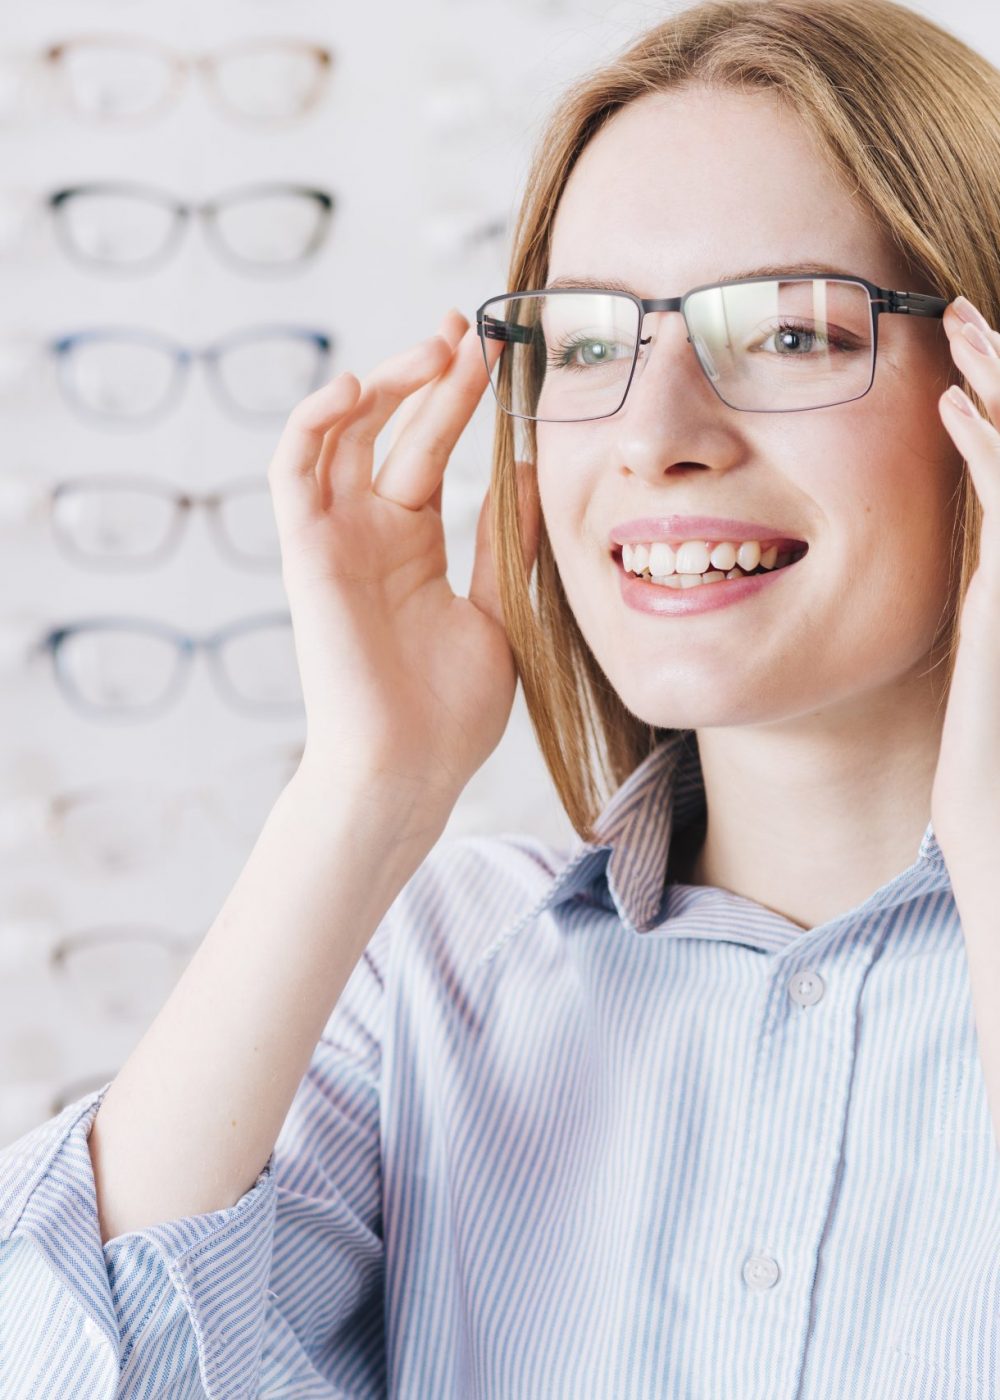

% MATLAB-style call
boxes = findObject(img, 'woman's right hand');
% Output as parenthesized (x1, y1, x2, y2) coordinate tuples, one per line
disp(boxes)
(267, 307, 540, 834)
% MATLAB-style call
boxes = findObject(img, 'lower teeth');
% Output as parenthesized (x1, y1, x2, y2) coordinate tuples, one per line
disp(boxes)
(641, 565, 784, 588)
(645, 565, 761, 588)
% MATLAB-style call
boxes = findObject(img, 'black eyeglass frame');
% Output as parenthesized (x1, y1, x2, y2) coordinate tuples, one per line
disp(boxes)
(475, 272, 950, 419)
(48, 181, 335, 276)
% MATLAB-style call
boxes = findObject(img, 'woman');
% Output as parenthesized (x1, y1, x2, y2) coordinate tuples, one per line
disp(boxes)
(3, 0, 999, 1394)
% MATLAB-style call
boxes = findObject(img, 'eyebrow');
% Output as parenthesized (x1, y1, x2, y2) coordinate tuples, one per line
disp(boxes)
(545, 262, 858, 294)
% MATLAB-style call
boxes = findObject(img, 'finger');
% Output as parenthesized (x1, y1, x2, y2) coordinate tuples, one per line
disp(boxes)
(944, 297, 1000, 356)
(940, 383, 1000, 531)
(387, 308, 469, 454)
(468, 461, 540, 631)
(313, 333, 457, 507)
(944, 313, 1000, 426)
(401, 320, 501, 521)
(372, 323, 503, 511)
(266, 371, 363, 538)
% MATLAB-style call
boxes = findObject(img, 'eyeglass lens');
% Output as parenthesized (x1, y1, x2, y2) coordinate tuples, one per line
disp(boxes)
(55, 188, 181, 269)
(480, 278, 875, 419)
(209, 44, 329, 122)
(54, 40, 177, 121)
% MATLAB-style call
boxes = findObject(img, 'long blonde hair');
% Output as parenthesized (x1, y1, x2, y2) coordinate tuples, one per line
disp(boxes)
(490, 0, 1000, 843)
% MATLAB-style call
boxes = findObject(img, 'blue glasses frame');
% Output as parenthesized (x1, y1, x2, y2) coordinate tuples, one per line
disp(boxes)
(50, 324, 333, 425)
(29, 611, 303, 721)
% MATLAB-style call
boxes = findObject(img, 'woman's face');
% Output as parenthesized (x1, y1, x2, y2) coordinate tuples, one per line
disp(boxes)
(536, 84, 963, 731)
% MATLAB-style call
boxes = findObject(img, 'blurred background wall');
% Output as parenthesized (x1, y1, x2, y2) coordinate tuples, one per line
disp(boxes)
(0, 0, 992, 1147)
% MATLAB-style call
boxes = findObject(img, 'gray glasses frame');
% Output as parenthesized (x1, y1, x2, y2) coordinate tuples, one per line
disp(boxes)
(47, 473, 279, 571)
(476, 272, 950, 418)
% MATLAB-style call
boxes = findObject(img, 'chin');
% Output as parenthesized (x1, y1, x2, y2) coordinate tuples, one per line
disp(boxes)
(607, 675, 789, 731)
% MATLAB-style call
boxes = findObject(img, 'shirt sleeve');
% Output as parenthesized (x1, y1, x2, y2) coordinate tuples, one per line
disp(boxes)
(0, 909, 392, 1400)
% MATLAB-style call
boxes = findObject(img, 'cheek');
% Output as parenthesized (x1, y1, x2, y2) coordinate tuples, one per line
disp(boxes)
(536, 493, 613, 652)
(535, 442, 598, 566)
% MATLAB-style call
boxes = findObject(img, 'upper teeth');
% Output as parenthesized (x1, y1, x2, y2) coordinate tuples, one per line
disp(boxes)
(623, 540, 785, 576)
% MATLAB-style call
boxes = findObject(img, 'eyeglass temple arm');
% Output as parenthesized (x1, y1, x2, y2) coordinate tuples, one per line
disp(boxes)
(479, 314, 534, 345)
(879, 289, 950, 317)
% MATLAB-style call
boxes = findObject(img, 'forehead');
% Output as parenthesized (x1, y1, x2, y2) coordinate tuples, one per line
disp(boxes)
(548, 83, 898, 291)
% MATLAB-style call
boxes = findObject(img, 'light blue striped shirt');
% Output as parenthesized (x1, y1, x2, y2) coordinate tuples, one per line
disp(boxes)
(2, 728, 998, 1398)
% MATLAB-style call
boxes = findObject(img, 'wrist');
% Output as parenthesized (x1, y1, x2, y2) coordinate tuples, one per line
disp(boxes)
(283, 756, 452, 853)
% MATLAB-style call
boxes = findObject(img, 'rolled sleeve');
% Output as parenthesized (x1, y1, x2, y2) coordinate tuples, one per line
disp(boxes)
(0, 906, 393, 1399)
(0, 1082, 277, 1399)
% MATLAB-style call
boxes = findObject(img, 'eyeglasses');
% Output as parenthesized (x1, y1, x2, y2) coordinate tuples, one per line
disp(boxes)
(45, 473, 280, 570)
(48, 182, 335, 274)
(49, 324, 332, 423)
(0, 741, 304, 875)
(475, 273, 950, 419)
(25, 611, 301, 719)
(43, 35, 334, 124)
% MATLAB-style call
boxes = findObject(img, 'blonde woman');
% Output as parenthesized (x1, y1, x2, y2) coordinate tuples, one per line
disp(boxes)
(3, 0, 1000, 1394)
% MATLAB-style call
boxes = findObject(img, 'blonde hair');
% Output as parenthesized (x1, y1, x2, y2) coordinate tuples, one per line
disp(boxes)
(490, 0, 1000, 843)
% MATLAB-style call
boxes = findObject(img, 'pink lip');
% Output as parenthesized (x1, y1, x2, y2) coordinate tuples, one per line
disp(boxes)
(608, 516, 807, 549)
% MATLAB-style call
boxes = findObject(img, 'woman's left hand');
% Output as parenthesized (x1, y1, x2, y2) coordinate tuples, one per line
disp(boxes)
(930, 296, 1000, 889)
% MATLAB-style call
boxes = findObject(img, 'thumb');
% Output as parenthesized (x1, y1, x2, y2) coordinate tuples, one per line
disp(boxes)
(468, 460, 539, 629)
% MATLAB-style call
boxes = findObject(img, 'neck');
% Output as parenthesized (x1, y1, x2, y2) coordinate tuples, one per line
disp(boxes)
(670, 667, 948, 932)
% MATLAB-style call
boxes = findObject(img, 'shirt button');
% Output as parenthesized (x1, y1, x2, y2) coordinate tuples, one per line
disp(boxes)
(742, 1254, 780, 1291)
(788, 969, 825, 1006)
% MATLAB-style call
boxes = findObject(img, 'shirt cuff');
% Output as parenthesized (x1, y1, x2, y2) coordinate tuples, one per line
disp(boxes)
(1, 1082, 277, 1399)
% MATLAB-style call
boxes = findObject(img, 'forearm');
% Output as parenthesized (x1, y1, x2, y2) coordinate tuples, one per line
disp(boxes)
(87, 767, 441, 1245)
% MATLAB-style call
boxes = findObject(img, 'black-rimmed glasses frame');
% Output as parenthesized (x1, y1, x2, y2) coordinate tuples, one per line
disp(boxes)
(48, 182, 335, 275)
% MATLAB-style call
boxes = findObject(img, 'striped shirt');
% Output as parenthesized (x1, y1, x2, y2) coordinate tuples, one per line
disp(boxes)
(1, 728, 998, 1399)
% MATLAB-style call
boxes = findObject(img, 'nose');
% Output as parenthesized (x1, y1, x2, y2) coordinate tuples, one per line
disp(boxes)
(607, 310, 738, 482)
(623, 308, 719, 415)
(627, 312, 711, 406)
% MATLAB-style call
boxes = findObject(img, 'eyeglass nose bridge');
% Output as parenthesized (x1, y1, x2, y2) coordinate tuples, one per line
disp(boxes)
(634, 295, 721, 389)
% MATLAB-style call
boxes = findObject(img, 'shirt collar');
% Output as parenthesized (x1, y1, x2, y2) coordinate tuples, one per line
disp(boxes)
(477, 730, 947, 966)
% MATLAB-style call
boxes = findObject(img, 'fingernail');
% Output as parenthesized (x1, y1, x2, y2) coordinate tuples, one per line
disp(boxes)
(954, 295, 991, 332)
(961, 322, 997, 356)
(946, 384, 977, 417)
